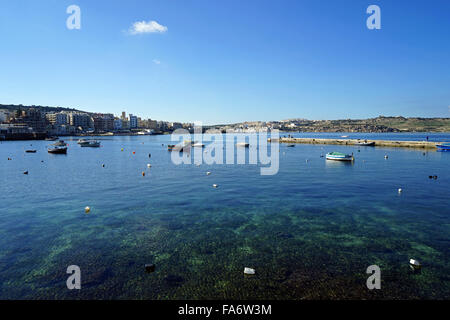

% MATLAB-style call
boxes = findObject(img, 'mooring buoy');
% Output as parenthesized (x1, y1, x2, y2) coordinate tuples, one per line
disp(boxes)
(244, 267, 255, 275)
(409, 259, 421, 270)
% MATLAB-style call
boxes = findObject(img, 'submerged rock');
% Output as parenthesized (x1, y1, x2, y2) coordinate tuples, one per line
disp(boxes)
(165, 275, 184, 287)
(145, 264, 155, 273)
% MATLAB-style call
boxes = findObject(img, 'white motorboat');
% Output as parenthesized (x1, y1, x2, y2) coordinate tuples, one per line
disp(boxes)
(192, 142, 205, 148)
(137, 129, 154, 135)
(236, 142, 249, 147)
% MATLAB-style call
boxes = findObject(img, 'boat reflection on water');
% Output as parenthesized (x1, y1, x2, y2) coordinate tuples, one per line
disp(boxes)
(325, 158, 354, 167)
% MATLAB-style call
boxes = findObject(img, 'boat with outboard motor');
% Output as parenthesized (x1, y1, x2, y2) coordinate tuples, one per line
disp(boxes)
(326, 152, 354, 161)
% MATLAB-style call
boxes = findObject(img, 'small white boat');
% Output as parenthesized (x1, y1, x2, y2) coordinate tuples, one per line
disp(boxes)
(236, 142, 249, 148)
(77, 139, 88, 144)
(341, 135, 349, 138)
(326, 152, 354, 161)
(192, 142, 205, 148)
(137, 129, 154, 135)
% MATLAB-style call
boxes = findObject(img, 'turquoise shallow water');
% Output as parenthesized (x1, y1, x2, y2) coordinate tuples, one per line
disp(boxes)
(0, 133, 449, 299)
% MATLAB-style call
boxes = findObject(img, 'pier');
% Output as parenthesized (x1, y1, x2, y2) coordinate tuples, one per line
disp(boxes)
(268, 137, 438, 149)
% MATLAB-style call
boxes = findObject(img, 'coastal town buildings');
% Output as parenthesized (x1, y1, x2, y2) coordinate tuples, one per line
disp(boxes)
(0, 110, 11, 122)
(46, 112, 68, 126)
(129, 114, 138, 129)
(3, 103, 448, 141)
(92, 113, 114, 132)
(113, 119, 122, 131)
(67, 112, 93, 130)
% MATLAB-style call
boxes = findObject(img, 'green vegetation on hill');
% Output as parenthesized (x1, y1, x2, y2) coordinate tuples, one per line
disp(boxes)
(277, 116, 450, 132)
(0, 104, 87, 114)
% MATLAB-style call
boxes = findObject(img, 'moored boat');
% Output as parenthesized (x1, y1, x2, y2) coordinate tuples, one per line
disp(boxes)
(80, 140, 101, 147)
(52, 140, 67, 147)
(137, 129, 154, 135)
(192, 142, 205, 148)
(48, 146, 67, 154)
(168, 142, 190, 152)
(236, 142, 249, 148)
(25, 149, 37, 153)
(355, 141, 375, 146)
(436, 143, 450, 151)
(326, 152, 354, 161)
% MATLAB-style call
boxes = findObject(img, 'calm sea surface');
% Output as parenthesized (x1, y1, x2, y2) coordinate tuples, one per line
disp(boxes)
(0, 133, 449, 299)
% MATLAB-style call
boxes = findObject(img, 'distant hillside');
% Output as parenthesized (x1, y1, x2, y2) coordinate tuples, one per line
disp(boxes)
(278, 116, 450, 133)
(213, 116, 450, 133)
(0, 104, 87, 114)
(368, 116, 450, 132)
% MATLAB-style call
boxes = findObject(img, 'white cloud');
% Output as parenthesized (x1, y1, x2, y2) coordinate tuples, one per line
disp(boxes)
(153, 59, 161, 65)
(129, 20, 168, 35)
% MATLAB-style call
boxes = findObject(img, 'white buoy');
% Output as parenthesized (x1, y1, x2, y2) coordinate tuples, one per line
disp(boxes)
(398, 188, 402, 193)
(85, 206, 90, 214)
(147, 164, 151, 168)
(206, 172, 211, 175)
(244, 267, 255, 275)
(409, 259, 421, 269)
(212, 184, 218, 188)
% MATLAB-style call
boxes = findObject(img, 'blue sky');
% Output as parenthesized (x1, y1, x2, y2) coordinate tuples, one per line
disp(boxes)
(0, 0, 449, 124)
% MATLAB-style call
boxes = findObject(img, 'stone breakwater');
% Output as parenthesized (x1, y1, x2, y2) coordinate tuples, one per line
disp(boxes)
(268, 137, 438, 149)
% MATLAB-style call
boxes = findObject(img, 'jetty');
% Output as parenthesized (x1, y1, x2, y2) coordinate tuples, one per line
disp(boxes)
(268, 137, 438, 149)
